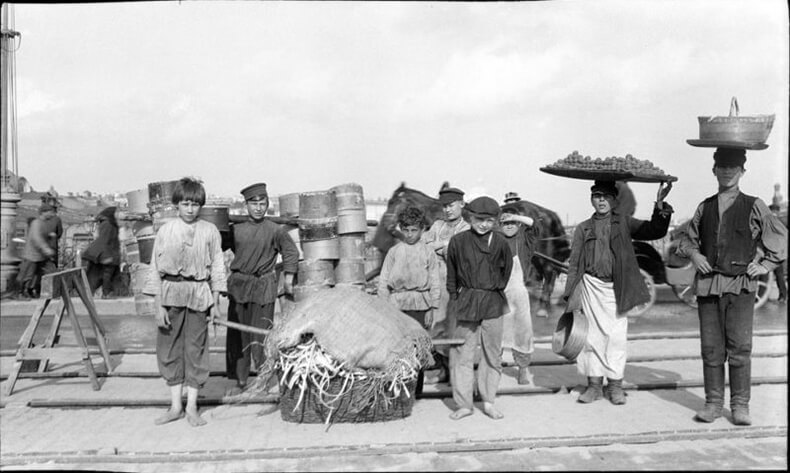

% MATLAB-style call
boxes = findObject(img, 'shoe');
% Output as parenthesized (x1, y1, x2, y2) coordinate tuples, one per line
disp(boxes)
(604, 378, 627, 405)
(732, 406, 752, 426)
(694, 403, 723, 423)
(578, 377, 603, 403)
(777, 296, 786, 304)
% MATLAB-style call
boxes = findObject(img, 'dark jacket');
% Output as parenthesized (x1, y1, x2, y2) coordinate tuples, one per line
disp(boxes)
(563, 203, 672, 314)
(82, 207, 121, 266)
(446, 229, 513, 322)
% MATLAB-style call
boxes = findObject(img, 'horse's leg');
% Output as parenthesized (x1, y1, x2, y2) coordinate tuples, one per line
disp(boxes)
(537, 268, 556, 318)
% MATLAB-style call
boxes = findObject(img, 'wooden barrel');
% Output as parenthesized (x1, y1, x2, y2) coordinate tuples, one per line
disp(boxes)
(199, 205, 230, 232)
(297, 259, 336, 286)
(151, 205, 179, 232)
(134, 294, 158, 317)
(125, 189, 149, 214)
(338, 233, 366, 259)
(332, 183, 367, 234)
(299, 190, 337, 219)
(298, 218, 338, 242)
(293, 284, 330, 302)
(335, 258, 366, 285)
(125, 239, 140, 265)
(301, 239, 340, 260)
(279, 193, 300, 218)
(147, 180, 179, 210)
(129, 262, 152, 295)
(132, 221, 154, 238)
(137, 235, 156, 265)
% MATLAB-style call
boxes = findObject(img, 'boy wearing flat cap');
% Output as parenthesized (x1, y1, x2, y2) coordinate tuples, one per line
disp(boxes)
(421, 186, 470, 384)
(677, 148, 786, 426)
(563, 179, 672, 407)
(225, 182, 299, 392)
(445, 196, 513, 420)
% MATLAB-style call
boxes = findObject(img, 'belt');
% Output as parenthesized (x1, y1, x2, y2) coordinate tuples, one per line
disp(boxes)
(162, 274, 210, 283)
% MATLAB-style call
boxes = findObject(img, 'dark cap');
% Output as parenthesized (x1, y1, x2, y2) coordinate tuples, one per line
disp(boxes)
(590, 180, 618, 197)
(240, 183, 268, 201)
(501, 203, 522, 215)
(713, 147, 747, 168)
(504, 191, 521, 203)
(465, 196, 501, 218)
(439, 187, 465, 205)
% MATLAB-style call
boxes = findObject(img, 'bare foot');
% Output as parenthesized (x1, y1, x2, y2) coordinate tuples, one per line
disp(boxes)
(449, 408, 474, 420)
(154, 409, 184, 425)
(186, 410, 207, 427)
(482, 402, 504, 420)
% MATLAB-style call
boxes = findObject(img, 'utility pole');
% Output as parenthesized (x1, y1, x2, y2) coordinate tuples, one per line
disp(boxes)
(1, 3, 22, 296)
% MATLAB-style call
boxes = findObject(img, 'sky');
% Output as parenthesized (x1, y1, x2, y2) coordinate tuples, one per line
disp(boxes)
(6, 0, 789, 224)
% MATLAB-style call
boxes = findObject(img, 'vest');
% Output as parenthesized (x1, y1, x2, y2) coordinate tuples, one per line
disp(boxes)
(699, 192, 757, 276)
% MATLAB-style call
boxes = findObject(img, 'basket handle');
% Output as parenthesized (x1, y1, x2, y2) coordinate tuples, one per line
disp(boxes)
(729, 97, 739, 117)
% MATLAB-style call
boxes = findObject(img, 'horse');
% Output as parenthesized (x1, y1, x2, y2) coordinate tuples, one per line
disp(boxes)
(371, 182, 571, 316)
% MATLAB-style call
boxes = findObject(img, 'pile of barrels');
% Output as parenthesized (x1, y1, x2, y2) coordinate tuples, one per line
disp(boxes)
(285, 183, 369, 302)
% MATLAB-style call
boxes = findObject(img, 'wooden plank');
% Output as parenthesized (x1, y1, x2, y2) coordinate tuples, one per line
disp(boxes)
(37, 304, 66, 373)
(75, 268, 113, 373)
(20, 347, 85, 359)
(39, 267, 84, 299)
(5, 298, 52, 396)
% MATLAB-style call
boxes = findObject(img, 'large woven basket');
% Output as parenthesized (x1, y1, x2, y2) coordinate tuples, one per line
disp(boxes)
(279, 374, 417, 424)
(552, 309, 588, 361)
(688, 97, 774, 149)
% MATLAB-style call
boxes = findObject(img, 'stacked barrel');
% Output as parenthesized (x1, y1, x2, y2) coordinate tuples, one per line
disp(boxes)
(293, 190, 339, 301)
(333, 183, 367, 290)
(290, 183, 368, 302)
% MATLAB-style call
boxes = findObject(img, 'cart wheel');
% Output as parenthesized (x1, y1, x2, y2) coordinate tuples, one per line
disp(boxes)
(628, 269, 656, 316)
(671, 283, 698, 308)
(754, 272, 772, 310)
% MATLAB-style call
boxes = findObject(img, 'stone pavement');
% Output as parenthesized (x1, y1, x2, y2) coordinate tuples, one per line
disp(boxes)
(0, 298, 786, 471)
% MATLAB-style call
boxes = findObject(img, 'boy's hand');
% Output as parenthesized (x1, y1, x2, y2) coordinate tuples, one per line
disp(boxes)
(746, 262, 769, 279)
(691, 253, 712, 275)
(424, 310, 434, 329)
(155, 306, 170, 328)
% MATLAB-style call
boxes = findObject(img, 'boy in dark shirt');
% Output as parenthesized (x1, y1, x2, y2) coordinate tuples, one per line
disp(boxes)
(446, 196, 513, 420)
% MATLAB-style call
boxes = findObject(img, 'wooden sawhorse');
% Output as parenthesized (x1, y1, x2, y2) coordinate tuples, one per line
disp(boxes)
(5, 267, 114, 396)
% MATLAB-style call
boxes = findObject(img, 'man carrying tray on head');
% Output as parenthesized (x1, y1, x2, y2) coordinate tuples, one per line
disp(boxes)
(677, 148, 786, 426)
(225, 182, 299, 393)
(563, 179, 673, 405)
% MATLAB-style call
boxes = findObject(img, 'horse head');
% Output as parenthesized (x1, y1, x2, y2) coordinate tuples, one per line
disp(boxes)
(371, 182, 446, 254)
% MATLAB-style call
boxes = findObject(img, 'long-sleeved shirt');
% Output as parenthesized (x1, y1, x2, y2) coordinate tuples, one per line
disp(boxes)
(377, 240, 441, 311)
(421, 218, 470, 278)
(226, 218, 299, 305)
(143, 218, 227, 312)
(678, 187, 787, 296)
(446, 230, 513, 322)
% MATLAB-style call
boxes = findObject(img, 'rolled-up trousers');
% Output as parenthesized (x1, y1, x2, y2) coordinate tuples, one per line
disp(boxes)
(450, 317, 504, 410)
(157, 306, 210, 389)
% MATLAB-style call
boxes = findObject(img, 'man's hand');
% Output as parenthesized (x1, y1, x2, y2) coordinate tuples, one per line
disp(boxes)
(746, 262, 769, 279)
(656, 181, 673, 204)
(283, 273, 295, 295)
(210, 292, 224, 322)
(691, 253, 713, 275)
(155, 306, 170, 329)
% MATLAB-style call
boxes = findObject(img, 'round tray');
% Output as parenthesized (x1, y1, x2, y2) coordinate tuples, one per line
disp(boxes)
(540, 167, 677, 183)
(686, 139, 769, 150)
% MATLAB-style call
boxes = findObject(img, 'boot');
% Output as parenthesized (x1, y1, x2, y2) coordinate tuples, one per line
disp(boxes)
(605, 378, 627, 405)
(729, 363, 752, 426)
(695, 365, 724, 423)
(578, 376, 603, 403)
(513, 351, 532, 385)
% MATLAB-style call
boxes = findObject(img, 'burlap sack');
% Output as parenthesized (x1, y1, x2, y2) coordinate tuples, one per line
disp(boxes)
(266, 286, 433, 373)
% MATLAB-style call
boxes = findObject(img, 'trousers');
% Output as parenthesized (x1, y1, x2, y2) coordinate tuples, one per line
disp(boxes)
(157, 306, 210, 389)
(504, 256, 534, 367)
(226, 299, 275, 384)
(450, 317, 504, 410)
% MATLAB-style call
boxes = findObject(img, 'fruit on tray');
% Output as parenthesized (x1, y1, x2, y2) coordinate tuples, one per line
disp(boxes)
(545, 151, 670, 177)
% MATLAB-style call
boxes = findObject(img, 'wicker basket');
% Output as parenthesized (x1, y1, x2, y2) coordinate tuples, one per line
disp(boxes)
(279, 374, 417, 424)
(688, 97, 774, 149)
